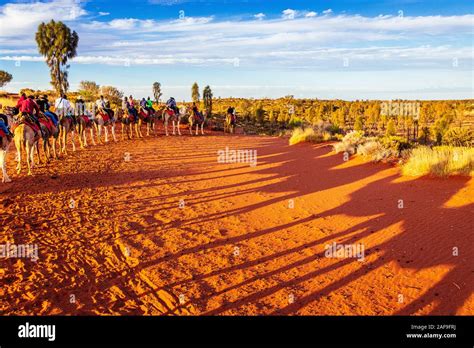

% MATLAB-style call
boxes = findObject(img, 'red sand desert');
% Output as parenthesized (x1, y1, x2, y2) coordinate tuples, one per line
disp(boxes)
(1, 128, 473, 315)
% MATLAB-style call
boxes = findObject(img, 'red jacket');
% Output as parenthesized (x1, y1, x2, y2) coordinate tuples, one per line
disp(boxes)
(16, 96, 26, 109)
(19, 98, 40, 115)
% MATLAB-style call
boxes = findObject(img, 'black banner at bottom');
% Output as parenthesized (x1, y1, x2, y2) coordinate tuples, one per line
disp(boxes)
(0, 316, 472, 346)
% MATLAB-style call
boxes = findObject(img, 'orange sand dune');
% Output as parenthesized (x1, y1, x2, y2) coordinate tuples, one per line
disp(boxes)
(0, 127, 473, 315)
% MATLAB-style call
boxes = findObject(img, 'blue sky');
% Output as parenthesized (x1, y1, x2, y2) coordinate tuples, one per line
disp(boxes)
(0, 0, 472, 100)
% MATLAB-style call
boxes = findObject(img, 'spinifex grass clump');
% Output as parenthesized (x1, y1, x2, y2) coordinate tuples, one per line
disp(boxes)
(289, 127, 329, 145)
(402, 146, 474, 177)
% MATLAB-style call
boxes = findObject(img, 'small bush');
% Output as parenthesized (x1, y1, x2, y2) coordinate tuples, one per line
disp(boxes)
(380, 136, 412, 156)
(357, 140, 398, 162)
(442, 127, 474, 147)
(289, 127, 322, 145)
(333, 130, 365, 154)
(386, 119, 397, 136)
(288, 116, 303, 128)
(402, 146, 474, 177)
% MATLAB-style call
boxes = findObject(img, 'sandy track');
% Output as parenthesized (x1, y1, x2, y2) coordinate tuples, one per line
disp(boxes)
(1, 126, 473, 315)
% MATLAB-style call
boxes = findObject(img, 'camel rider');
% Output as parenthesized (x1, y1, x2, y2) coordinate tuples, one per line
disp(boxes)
(55, 95, 72, 118)
(140, 98, 148, 116)
(227, 106, 236, 123)
(0, 103, 14, 139)
(192, 102, 203, 122)
(18, 95, 42, 135)
(95, 95, 107, 115)
(36, 95, 58, 127)
(122, 96, 137, 122)
(146, 97, 155, 113)
(15, 93, 27, 112)
(166, 97, 179, 115)
(76, 97, 87, 116)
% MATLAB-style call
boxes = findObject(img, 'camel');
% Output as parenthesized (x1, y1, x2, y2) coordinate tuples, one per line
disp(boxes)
(58, 113, 76, 154)
(94, 109, 117, 144)
(0, 109, 14, 182)
(189, 110, 207, 135)
(162, 106, 185, 136)
(37, 113, 59, 163)
(13, 113, 40, 176)
(139, 107, 157, 136)
(116, 109, 135, 140)
(76, 113, 96, 148)
(224, 112, 236, 134)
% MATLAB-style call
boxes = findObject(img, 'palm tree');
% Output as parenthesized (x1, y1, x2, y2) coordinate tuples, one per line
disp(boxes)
(36, 20, 79, 95)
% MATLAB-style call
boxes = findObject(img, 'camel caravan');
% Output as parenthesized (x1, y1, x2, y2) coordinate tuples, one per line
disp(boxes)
(0, 93, 238, 182)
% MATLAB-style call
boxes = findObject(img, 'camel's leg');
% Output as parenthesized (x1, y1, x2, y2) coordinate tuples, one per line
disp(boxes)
(138, 121, 143, 138)
(177, 120, 181, 135)
(71, 131, 76, 152)
(189, 123, 193, 135)
(104, 127, 109, 143)
(79, 126, 85, 149)
(52, 138, 58, 159)
(201, 123, 204, 135)
(90, 128, 96, 146)
(15, 137, 22, 174)
(62, 128, 68, 154)
(165, 117, 169, 136)
(26, 143, 33, 175)
(121, 123, 125, 140)
(146, 122, 150, 136)
(36, 140, 43, 164)
(43, 138, 50, 163)
(111, 125, 117, 142)
(0, 149, 11, 183)
(196, 124, 199, 136)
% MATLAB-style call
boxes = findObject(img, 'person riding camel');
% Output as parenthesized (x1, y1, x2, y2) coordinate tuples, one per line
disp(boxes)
(192, 102, 203, 122)
(122, 96, 137, 122)
(140, 97, 149, 117)
(95, 95, 112, 119)
(17, 95, 43, 136)
(15, 93, 27, 113)
(166, 97, 179, 115)
(76, 97, 87, 116)
(0, 103, 14, 140)
(55, 94, 72, 118)
(36, 94, 58, 127)
(146, 97, 155, 114)
(227, 106, 236, 124)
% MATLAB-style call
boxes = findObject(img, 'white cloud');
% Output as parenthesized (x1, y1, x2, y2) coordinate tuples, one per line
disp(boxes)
(98, 12, 110, 16)
(323, 9, 333, 15)
(0, 0, 86, 37)
(254, 13, 265, 21)
(305, 11, 317, 18)
(282, 9, 297, 20)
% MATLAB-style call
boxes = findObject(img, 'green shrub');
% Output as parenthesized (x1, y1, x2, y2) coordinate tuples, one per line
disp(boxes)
(442, 127, 474, 147)
(386, 119, 396, 136)
(288, 116, 303, 128)
(380, 136, 412, 156)
(333, 130, 365, 154)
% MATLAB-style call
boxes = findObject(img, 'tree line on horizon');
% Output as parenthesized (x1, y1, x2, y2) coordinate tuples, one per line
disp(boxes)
(0, 19, 472, 144)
